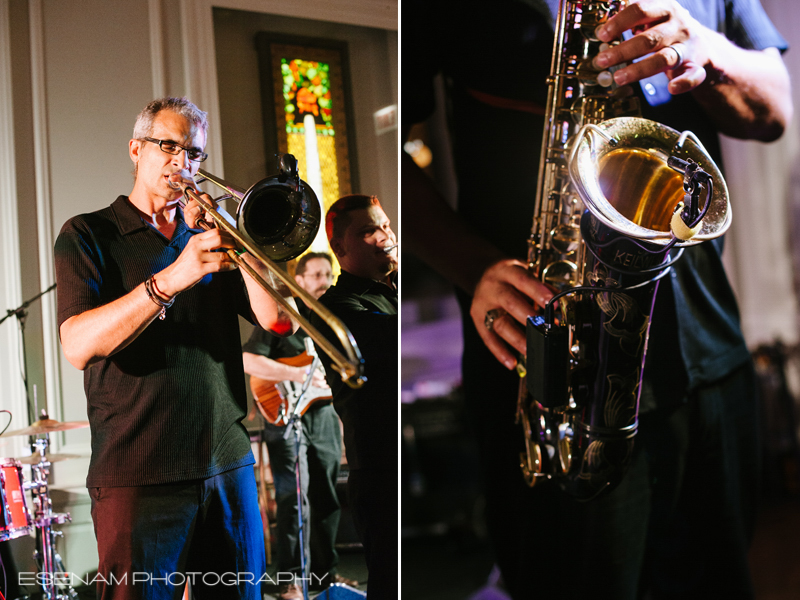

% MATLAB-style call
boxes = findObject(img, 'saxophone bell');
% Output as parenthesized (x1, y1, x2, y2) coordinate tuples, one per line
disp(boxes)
(568, 117, 730, 249)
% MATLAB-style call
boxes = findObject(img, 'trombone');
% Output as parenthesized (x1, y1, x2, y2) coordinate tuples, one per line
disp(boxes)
(171, 154, 365, 389)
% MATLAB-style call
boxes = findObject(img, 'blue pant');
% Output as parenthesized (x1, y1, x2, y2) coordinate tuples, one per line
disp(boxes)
(90, 464, 266, 600)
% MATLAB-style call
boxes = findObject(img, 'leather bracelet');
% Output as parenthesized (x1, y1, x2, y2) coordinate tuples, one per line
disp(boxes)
(144, 276, 175, 320)
(150, 276, 172, 302)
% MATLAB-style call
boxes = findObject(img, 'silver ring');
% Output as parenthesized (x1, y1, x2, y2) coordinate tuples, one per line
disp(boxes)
(484, 308, 506, 332)
(665, 43, 684, 68)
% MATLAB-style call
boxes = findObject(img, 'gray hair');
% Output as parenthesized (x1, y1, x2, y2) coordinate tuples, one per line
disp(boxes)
(132, 97, 208, 140)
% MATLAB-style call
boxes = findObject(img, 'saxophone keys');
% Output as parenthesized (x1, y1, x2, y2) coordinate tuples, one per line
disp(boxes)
(520, 443, 543, 487)
(558, 422, 574, 473)
(541, 260, 579, 289)
(597, 70, 614, 87)
(550, 224, 581, 253)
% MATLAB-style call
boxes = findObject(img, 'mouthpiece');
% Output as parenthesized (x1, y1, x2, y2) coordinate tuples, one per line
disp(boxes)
(167, 169, 195, 192)
(383, 243, 398, 254)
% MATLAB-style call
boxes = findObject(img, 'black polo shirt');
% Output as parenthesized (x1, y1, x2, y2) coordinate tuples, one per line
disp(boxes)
(310, 270, 398, 470)
(54, 195, 254, 487)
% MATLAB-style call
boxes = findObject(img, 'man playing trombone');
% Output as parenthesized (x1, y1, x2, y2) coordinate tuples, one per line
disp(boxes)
(54, 96, 294, 600)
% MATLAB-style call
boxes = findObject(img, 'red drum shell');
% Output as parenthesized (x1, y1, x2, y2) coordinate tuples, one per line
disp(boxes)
(0, 458, 32, 541)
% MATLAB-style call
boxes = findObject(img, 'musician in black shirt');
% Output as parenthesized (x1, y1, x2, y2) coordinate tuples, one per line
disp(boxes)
(242, 252, 356, 600)
(311, 194, 398, 599)
(54, 96, 294, 600)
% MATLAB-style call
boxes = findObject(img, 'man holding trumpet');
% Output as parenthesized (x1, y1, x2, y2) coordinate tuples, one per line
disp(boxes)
(55, 96, 294, 599)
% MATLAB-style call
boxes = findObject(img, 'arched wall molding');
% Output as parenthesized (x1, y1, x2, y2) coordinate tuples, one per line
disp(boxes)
(148, 0, 167, 98)
(176, 0, 399, 180)
(0, 0, 27, 459)
(180, 0, 226, 176)
(29, 0, 64, 444)
(211, 0, 397, 31)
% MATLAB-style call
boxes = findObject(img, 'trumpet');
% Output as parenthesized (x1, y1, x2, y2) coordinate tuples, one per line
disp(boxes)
(171, 154, 366, 389)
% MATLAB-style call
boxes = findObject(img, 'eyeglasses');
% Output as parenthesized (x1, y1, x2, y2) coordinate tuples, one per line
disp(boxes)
(142, 137, 208, 162)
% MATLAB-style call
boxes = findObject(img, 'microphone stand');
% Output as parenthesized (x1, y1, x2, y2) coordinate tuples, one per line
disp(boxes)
(0, 283, 57, 426)
(282, 347, 322, 600)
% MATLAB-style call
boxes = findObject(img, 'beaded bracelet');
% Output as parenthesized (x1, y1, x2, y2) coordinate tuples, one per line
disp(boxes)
(144, 276, 175, 320)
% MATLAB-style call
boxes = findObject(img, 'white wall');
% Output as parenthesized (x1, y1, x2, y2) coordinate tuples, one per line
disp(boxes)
(212, 7, 398, 225)
(0, 0, 396, 582)
(720, 0, 800, 348)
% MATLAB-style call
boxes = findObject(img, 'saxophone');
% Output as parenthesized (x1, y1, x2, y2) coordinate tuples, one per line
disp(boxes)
(518, 0, 732, 500)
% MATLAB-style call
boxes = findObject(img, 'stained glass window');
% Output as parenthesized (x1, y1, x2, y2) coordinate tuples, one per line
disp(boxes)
(281, 58, 341, 208)
(282, 59, 334, 135)
(256, 36, 355, 274)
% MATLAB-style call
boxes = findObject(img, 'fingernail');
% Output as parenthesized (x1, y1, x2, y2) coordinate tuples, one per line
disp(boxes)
(614, 70, 628, 85)
(595, 25, 608, 41)
(594, 53, 609, 68)
(504, 358, 516, 370)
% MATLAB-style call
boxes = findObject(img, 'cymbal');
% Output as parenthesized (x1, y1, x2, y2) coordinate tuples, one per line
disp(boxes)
(15, 453, 81, 465)
(1, 418, 89, 438)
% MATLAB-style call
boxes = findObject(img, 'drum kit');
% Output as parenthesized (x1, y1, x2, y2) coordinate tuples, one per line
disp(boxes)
(1, 411, 87, 600)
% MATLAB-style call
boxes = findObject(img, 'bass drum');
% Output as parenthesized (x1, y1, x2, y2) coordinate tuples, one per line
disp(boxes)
(0, 458, 33, 542)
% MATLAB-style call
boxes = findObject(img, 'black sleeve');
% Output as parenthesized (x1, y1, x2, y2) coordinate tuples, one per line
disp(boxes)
(724, 0, 788, 52)
(242, 326, 279, 358)
(401, 0, 444, 126)
(54, 216, 108, 330)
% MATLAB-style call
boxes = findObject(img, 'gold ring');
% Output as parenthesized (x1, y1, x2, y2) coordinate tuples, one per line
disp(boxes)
(484, 308, 506, 332)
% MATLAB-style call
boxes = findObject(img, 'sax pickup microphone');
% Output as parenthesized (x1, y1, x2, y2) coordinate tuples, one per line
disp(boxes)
(526, 315, 569, 409)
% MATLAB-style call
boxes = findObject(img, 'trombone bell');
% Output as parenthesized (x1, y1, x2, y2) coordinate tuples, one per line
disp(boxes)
(198, 154, 321, 262)
(237, 179, 321, 262)
(174, 155, 366, 389)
